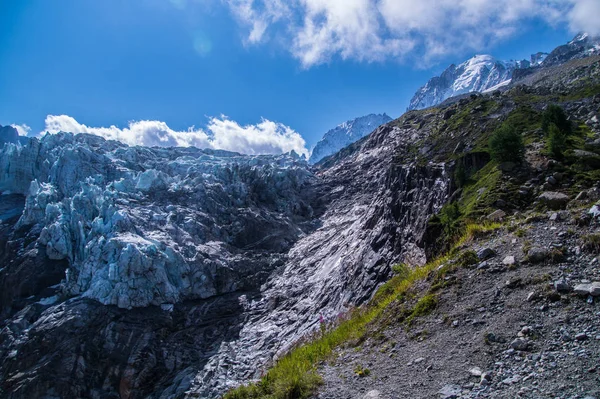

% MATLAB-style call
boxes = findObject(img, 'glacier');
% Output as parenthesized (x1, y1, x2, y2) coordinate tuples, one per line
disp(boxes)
(0, 132, 314, 309)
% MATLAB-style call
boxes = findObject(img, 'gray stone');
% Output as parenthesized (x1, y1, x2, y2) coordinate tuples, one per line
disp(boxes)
(538, 191, 570, 210)
(554, 279, 571, 293)
(527, 248, 549, 263)
(469, 367, 483, 377)
(510, 338, 530, 351)
(363, 390, 381, 399)
(576, 332, 588, 341)
(526, 291, 537, 302)
(589, 203, 600, 218)
(439, 384, 462, 399)
(502, 256, 516, 266)
(477, 261, 489, 270)
(573, 282, 600, 296)
(575, 191, 588, 201)
(477, 248, 496, 260)
(487, 209, 506, 221)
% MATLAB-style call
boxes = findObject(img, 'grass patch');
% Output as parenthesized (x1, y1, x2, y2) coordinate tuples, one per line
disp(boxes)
(582, 233, 600, 253)
(459, 161, 502, 220)
(224, 223, 502, 399)
(405, 294, 438, 325)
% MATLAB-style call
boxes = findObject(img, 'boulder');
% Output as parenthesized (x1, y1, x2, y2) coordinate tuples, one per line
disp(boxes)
(477, 247, 496, 260)
(487, 209, 506, 221)
(573, 282, 600, 297)
(554, 278, 571, 293)
(538, 191, 569, 210)
(502, 256, 516, 266)
(527, 248, 549, 263)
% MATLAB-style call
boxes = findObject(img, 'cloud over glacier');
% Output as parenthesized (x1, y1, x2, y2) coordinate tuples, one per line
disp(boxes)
(220, 0, 600, 67)
(42, 114, 309, 156)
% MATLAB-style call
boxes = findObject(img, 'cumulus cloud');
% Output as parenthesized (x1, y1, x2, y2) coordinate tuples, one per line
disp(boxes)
(10, 124, 32, 136)
(220, 0, 598, 67)
(569, 0, 600, 36)
(42, 114, 308, 156)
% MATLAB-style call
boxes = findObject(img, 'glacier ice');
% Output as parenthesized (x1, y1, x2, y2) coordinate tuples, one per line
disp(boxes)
(0, 132, 314, 308)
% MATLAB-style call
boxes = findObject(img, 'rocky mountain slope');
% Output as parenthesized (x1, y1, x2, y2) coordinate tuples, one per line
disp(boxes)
(224, 53, 600, 399)
(408, 33, 600, 111)
(0, 43, 599, 399)
(308, 114, 392, 164)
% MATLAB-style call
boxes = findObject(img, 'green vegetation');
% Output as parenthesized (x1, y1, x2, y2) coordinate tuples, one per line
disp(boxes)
(405, 294, 438, 325)
(224, 223, 501, 399)
(454, 162, 467, 188)
(439, 202, 462, 238)
(353, 365, 370, 377)
(547, 123, 567, 158)
(392, 263, 410, 279)
(515, 228, 527, 238)
(542, 104, 572, 136)
(582, 233, 600, 253)
(458, 161, 502, 220)
(456, 250, 479, 268)
(488, 123, 525, 163)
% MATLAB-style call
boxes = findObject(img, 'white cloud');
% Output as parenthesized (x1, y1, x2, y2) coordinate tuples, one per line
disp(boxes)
(569, 0, 600, 36)
(41, 114, 308, 157)
(220, 0, 596, 67)
(10, 124, 32, 136)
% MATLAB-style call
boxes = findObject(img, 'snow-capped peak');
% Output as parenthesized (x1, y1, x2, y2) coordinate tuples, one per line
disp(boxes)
(408, 33, 599, 111)
(408, 54, 517, 110)
(308, 113, 392, 164)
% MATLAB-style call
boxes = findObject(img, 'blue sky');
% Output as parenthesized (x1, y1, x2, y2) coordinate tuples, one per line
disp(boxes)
(0, 0, 596, 154)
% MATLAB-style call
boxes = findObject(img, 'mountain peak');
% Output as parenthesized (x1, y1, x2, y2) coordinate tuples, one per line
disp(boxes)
(407, 33, 599, 111)
(309, 113, 392, 164)
(408, 54, 514, 111)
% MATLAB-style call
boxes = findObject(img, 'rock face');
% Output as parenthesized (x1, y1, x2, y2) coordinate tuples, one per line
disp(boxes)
(541, 33, 600, 67)
(0, 122, 450, 398)
(308, 113, 392, 164)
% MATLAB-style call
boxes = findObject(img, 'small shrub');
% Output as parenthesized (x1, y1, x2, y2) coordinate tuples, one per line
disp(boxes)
(392, 263, 409, 279)
(439, 202, 462, 239)
(454, 162, 467, 188)
(406, 294, 438, 325)
(457, 250, 479, 268)
(547, 122, 566, 158)
(489, 124, 524, 163)
(542, 104, 572, 136)
(354, 365, 370, 377)
(515, 228, 526, 238)
(582, 233, 600, 253)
